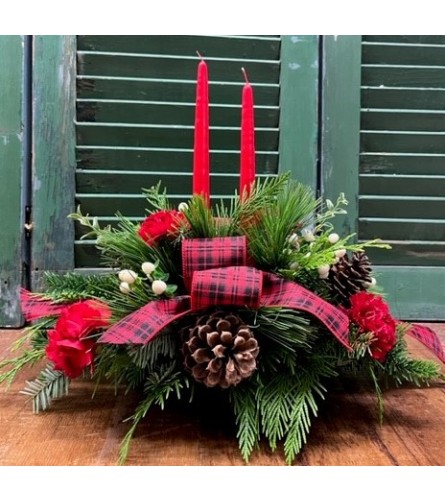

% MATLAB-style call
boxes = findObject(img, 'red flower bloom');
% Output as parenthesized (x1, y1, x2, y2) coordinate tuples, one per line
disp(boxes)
(46, 300, 111, 378)
(46, 329, 96, 379)
(138, 210, 184, 245)
(348, 291, 397, 362)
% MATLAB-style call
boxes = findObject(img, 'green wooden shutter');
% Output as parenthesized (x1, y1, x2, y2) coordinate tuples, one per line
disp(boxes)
(74, 35, 318, 268)
(0, 36, 25, 326)
(360, 35, 445, 319)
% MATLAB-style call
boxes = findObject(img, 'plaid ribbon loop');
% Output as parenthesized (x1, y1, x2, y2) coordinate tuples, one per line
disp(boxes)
(191, 266, 263, 311)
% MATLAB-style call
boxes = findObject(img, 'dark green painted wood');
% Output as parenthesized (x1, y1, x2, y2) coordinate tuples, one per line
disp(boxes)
(360, 174, 445, 196)
(363, 35, 445, 45)
(362, 131, 445, 154)
(365, 244, 445, 267)
(373, 266, 445, 320)
(77, 100, 279, 127)
(362, 65, 445, 88)
(77, 148, 278, 175)
(76, 123, 278, 150)
(363, 43, 445, 66)
(362, 110, 445, 132)
(78, 35, 281, 59)
(360, 153, 445, 176)
(76, 171, 242, 195)
(31, 36, 76, 289)
(360, 196, 445, 219)
(278, 35, 319, 190)
(77, 77, 280, 106)
(360, 219, 445, 242)
(0, 36, 25, 327)
(362, 88, 445, 111)
(321, 36, 362, 236)
(78, 53, 280, 84)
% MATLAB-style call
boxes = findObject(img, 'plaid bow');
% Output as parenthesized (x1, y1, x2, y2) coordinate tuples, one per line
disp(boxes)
(99, 236, 351, 348)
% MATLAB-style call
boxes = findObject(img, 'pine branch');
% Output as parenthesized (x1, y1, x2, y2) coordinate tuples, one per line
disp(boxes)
(283, 370, 327, 464)
(20, 365, 70, 413)
(127, 330, 177, 370)
(230, 382, 260, 462)
(243, 179, 318, 271)
(0, 347, 46, 387)
(142, 182, 171, 212)
(118, 364, 189, 465)
(258, 357, 336, 463)
(369, 364, 384, 424)
(42, 272, 118, 303)
(253, 308, 317, 375)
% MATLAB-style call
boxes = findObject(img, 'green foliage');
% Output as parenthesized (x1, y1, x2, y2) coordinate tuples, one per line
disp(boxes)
(230, 382, 260, 462)
(253, 308, 317, 374)
(230, 355, 337, 465)
(118, 364, 189, 465)
(20, 365, 70, 413)
(384, 327, 442, 387)
(244, 180, 318, 271)
(0, 321, 51, 387)
(127, 330, 178, 370)
(180, 173, 289, 239)
(142, 182, 171, 212)
(41, 271, 118, 303)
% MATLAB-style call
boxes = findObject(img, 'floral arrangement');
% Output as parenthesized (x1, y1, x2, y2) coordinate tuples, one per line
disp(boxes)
(1, 58, 444, 465)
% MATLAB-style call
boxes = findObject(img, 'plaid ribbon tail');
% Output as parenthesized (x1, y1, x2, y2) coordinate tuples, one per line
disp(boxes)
(99, 296, 191, 345)
(20, 288, 66, 321)
(261, 273, 351, 350)
(407, 323, 445, 363)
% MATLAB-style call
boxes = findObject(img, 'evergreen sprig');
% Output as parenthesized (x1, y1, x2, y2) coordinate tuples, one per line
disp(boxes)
(118, 363, 189, 465)
(243, 180, 318, 271)
(230, 382, 260, 462)
(20, 364, 70, 413)
(41, 271, 118, 303)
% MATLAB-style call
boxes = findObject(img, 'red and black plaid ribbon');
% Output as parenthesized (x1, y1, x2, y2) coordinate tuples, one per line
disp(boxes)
(182, 236, 247, 289)
(20, 289, 65, 320)
(99, 236, 351, 347)
(408, 323, 445, 362)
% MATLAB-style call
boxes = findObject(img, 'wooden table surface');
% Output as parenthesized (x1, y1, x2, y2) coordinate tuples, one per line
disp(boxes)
(1, 327, 444, 466)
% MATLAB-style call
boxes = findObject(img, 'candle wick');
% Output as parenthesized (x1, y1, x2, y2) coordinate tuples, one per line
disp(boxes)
(241, 67, 249, 84)
(196, 50, 203, 60)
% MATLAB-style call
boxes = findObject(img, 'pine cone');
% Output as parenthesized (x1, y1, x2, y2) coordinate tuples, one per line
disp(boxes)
(328, 251, 373, 306)
(181, 311, 259, 389)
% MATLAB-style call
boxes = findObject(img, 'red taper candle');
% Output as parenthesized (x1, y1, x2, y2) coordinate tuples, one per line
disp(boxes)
(239, 68, 256, 199)
(192, 54, 210, 204)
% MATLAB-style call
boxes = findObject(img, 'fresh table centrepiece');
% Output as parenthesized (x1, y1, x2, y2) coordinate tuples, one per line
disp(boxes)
(1, 57, 444, 466)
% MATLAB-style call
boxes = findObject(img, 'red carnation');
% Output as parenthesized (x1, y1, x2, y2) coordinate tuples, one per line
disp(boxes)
(46, 300, 111, 378)
(348, 291, 397, 362)
(138, 210, 184, 246)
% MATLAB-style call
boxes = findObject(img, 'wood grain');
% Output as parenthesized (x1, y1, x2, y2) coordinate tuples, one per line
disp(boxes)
(0, 327, 444, 466)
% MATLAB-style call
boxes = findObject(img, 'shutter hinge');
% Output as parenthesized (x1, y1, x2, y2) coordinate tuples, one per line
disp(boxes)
(24, 205, 33, 238)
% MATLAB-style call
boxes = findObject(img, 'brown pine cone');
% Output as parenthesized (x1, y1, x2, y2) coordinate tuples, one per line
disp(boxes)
(181, 311, 259, 389)
(328, 251, 374, 306)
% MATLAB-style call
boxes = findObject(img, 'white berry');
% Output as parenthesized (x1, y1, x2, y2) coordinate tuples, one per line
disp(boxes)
(141, 262, 156, 276)
(288, 233, 299, 245)
(302, 229, 315, 242)
(178, 202, 188, 212)
(334, 248, 347, 258)
(118, 269, 138, 284)
(318, 264, 330, 275)
(364, 277, 377, 288)
(290, 262, 299, 270)
(319, 271, 329, 280)
(119, 282, 131, 294)
(328, 233, 340, 244)
(152, 280, 167, 295)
